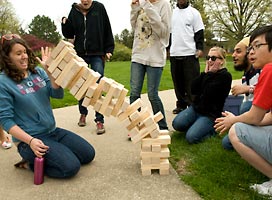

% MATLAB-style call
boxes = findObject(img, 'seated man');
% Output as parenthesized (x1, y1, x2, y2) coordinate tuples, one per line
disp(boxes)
(215, 25, 272, 197)
(222, 37, 260, 150)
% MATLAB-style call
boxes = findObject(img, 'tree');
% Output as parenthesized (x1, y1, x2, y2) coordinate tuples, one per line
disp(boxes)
(22, 34, 54, 52)
(205, 0, 272, 42)
(28, 15, 61, 45)
(0, 0, 20, 35)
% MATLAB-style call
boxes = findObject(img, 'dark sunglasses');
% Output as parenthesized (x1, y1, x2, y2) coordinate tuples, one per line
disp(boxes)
(1, 34, 21, 45)
(206, 55, 222, 61)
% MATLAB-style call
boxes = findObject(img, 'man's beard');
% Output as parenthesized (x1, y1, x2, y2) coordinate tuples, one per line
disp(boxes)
(234, 57, 249, 71)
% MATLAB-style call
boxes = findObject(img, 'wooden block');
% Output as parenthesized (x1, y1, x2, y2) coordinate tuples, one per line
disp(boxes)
(117, 99, 143, 121)
(51, 68, 62, 79)
(141, 168, 151, 176)
(63, 51, 77, 63)
(150, 128, 160, 138)
(141, 158, 170, 169)
(58, 59, 68, 71)
(141, 143, 151, 152)
(75, 70, 101, 100)
(151, 157, 161, 164)
(152, 144, 161, 152)
(67, 67, 89, 90)
(55, 58, 84, 88)
(93, 98, 103, 113)
(111, 92, 129, 117)
(82, 96, 92, 108)
(126, 108, 151, 131)
(48, 46, 72, 73)
(89, 77, 107, 105)
(141, 157, 152, 165)
(50, 40, 73, 59)
(153, 112, 164, 123)
(159, 168, 170, 175)
(85, 84, 98, 98)
(140, 147, 170, 158)
(60, 64, 84, 88)
(141, 135, 171, 146)
(159, 129, 170, 135)
(99, 84, 118, 114)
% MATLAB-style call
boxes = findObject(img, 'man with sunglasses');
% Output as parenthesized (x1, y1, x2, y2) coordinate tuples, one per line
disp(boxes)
(222, 37, 260, 150)
(169, 0, 204, 114)
(215, 25, 272, 196)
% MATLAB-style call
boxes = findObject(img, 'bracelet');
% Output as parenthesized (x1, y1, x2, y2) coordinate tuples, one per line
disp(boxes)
(29, 137, 35, 146)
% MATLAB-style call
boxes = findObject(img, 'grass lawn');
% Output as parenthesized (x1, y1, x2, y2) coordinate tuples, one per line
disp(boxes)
(50, 59, 270, 199)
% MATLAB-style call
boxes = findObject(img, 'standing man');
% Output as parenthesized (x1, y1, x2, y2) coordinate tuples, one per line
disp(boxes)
(222, 37, 260, 150)
(129, 0, 172, 132)
(61, 0, 114, 135)
(169, 0, 204, 114)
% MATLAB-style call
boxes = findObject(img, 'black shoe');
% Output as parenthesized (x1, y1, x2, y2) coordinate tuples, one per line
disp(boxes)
(172, 107, 183, 114)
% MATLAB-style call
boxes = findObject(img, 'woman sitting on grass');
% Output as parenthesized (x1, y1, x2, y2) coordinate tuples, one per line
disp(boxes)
(172, 46, 232, 144)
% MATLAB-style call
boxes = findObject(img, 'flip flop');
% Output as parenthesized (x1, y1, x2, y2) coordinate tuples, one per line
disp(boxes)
(1, 141, 12, 149)
(14, 159, 29, 169)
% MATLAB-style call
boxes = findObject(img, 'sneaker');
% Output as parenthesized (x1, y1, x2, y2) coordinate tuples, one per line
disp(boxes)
(1, 141, 12, 149)
(96, 122, 105, 135)
(78, 114, 86, 127)
(250, 180, 272, 196)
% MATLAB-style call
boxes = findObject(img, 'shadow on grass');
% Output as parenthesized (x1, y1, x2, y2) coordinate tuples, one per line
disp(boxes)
(169, 131, 269, 200)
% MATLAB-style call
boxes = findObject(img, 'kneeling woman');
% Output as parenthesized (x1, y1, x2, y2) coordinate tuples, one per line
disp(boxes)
(172, 46, 232, 144)
(0, 34, 95, 178)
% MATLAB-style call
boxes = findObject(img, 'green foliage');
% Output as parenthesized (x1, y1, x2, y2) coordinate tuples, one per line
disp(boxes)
(22, 34, 54, 52)
(0, 0, 20, 35)
(114, 29, 134, 49)
(170, 132, 268, 200)
(111, 43, 132, 61)
(28, 15, 61, 45)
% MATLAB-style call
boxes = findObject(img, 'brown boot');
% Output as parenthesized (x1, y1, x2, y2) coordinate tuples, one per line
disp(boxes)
(78, 114, 86, 127)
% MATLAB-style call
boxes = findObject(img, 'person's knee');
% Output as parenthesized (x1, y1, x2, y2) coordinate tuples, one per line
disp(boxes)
(185, 133, 199, 144)
(229, 125, 238, 144)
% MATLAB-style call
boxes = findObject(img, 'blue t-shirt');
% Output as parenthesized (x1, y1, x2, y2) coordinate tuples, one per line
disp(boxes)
(0, 67, 64, 142)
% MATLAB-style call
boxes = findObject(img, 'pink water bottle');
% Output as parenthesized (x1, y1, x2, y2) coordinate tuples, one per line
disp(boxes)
(34, 157, 44, 185)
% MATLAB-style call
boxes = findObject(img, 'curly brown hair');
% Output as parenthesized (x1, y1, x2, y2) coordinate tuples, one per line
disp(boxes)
(0, 38, 38, 82)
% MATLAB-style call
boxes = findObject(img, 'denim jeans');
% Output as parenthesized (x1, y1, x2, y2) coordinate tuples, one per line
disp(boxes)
(129, 62, 168, 130)
(17, 127, 95, 178)
(78, 55, 104, 123)
(172, 106, 216, 143)
(222, 101, 252, 150)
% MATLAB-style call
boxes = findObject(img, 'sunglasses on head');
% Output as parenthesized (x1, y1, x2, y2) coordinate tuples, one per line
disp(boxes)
(1, 34, 21, 45)
(205, 55, 222, 61)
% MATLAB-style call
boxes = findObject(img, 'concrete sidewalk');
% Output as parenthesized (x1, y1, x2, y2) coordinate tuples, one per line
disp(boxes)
(0, 89, 203, 200)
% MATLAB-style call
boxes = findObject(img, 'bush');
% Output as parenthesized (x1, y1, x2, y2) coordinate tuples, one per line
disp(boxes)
(111, 42, 132, 61)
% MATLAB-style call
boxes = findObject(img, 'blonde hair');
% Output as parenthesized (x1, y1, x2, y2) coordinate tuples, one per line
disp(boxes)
(209, 46, 227, 66)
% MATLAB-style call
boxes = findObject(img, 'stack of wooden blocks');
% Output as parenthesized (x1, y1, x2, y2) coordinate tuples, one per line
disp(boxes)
(46, 40, 171, 176)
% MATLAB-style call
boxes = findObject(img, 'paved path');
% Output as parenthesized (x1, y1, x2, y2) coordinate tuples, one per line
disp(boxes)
(0, 89, 202, 200)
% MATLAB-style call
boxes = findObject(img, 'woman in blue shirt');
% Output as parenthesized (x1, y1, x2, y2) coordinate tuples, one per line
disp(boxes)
(0, 34, 95, 178)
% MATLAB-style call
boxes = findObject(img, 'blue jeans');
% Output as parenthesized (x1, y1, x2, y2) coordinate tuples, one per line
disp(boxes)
(129, 62, 168, 130)
(17, 127, 95, 178)
(222, 101, 252, 150)
(172, 106, 216, 143)
(78, 55, 104, 123)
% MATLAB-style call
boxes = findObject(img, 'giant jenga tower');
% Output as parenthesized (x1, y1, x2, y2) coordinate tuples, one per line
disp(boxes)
(46, 40, 171, 176)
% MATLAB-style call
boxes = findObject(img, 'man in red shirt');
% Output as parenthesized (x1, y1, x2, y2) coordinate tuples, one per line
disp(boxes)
(214, 25, 272, 196)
